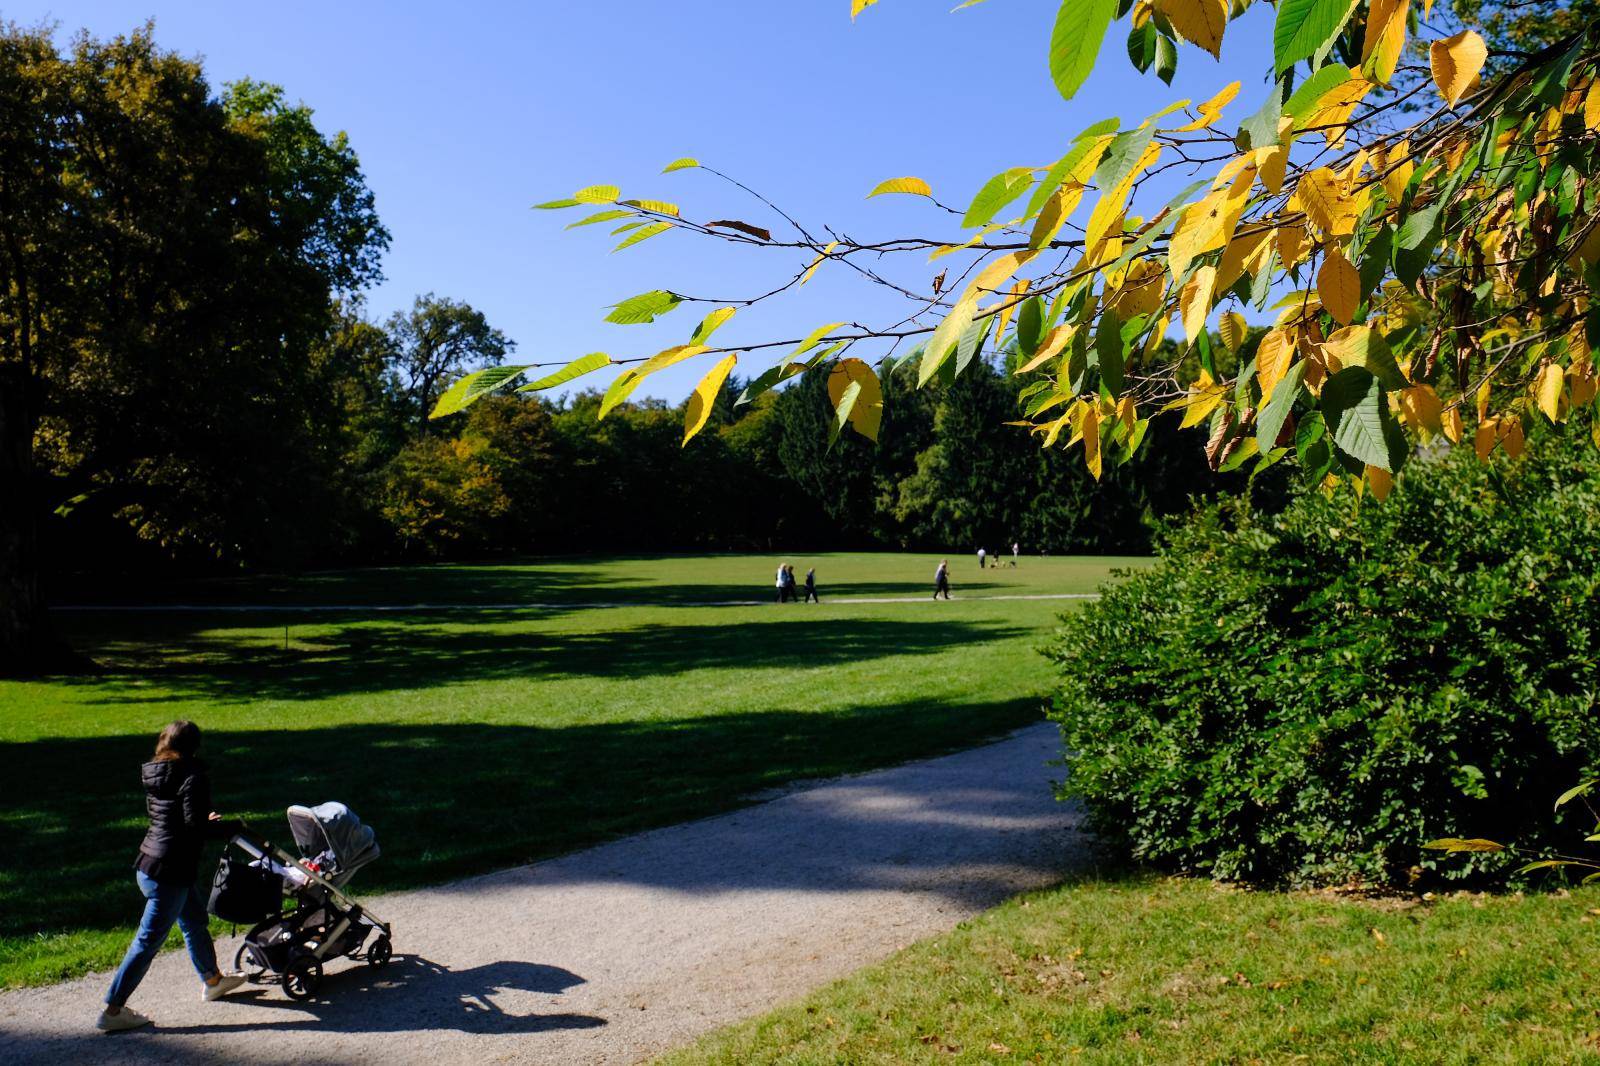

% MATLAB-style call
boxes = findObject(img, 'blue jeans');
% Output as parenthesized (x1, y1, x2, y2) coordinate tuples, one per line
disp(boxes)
(104, 871, 218, 1007)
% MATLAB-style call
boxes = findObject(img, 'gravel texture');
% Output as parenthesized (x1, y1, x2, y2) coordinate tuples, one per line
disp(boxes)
(1, 723, 1086, 1065)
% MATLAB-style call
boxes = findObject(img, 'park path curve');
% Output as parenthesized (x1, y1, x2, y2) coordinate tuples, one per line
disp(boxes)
(2, 724, 1088, 1065)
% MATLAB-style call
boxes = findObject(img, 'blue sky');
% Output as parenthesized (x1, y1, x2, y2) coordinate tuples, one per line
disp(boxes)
(21, 1, 1275, 400)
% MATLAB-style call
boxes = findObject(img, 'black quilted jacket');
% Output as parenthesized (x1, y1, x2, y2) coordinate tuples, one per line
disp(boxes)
(135, 758, 234, 884)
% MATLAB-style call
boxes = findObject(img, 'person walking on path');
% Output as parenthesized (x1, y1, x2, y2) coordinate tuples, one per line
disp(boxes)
(1011, 541, 1020, 568)
(803, 567, 820, 603)
(782, 564, 799, 603)
(934, 559, 951, 599)
(977, 547, 986, 569)
(775, 562, 788, 603)
(98, 721, 247, 1032)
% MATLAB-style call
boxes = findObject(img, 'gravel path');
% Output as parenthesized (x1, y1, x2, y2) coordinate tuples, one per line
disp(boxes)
(1, 724, 1087, 1065)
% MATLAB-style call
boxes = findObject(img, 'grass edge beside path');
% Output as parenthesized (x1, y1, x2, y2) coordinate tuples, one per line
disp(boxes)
(657, 873, 1600, 1066)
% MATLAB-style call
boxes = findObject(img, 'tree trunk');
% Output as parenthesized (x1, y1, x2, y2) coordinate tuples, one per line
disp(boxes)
(0, 362, 62, 675)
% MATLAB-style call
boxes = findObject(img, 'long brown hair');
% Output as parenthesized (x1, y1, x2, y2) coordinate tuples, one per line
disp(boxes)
(152, 720, 201, 762)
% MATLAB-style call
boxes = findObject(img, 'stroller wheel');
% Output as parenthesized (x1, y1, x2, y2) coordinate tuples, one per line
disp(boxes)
(282, 957, 322, 1001)
(367, 936, 392, 968)
(234, 943, 268, 982)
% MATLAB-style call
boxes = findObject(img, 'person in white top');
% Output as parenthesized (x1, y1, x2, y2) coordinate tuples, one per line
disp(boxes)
(977, 547, 986, 569)
(1011, 541, 1019, 567)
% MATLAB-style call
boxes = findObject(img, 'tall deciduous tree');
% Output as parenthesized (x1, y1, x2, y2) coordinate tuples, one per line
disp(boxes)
(386, 295, 513, 434)
(0, 23, 387, 673)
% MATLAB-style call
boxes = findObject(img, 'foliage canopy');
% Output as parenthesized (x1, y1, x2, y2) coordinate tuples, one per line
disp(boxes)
(439, 0, 1600, 501)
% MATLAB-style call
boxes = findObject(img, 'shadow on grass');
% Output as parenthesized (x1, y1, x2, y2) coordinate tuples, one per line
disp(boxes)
(52, 559, 1023, 609)
(57, 615, 1030, 703)
(1, 697, 1050, 943)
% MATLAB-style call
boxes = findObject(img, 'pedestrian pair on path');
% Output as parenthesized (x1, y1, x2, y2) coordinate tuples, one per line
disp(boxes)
(933, 559, 951, 599)
(775, 563, 819, 603)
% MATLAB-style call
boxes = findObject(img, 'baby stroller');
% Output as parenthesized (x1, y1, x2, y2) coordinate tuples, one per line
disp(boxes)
(210, 802, 393, 1000)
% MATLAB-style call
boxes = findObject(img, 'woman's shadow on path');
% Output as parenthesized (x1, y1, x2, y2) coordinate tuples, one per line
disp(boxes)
(164, 955, 605, 1036)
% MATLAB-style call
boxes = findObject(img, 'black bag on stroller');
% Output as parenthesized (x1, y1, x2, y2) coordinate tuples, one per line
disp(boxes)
(208, 855, 281, 924)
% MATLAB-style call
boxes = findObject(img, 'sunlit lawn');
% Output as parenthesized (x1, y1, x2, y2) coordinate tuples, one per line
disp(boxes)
(1, 552, 1134, 988)
(662, 874, 1600, 1065)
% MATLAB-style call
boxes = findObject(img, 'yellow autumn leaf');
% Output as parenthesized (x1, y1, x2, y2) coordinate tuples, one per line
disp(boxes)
(1294, 168, 1359, 237)
(1317, 248, 1361, 326)
(1586, 81, 1600, 132)
(828, 357, 884, 440)
(1181, 265, 1217, 343)
(1534, 361, 1565, 423)
(1431, 30, 1488, 108)
(799, 240, 839, 285)
(1377, 139, 1415, 201)
(1216, 228, 1273, 291)
(1303, 78, 1372, 148)
(1108, 258, 1166, 319)
(683, 353, 739, 445)
(1442, 405, 1464, 443)
(1155, 0, 1227, 59)
(993, 279, 1029, 345)
(1169, 168, 1253, 278)
(1171, 80, 1241, 132)
(1255, 143, 1290, 195)
(1082, 404, 1103, 480)
(1569, 356, 1599, 409)
(1255, 328, 1294, 402)
(1365, 465, 1394, 500)
(1084, 143, 1162, 252)
(1219, 311, 1248, 353)
(851, 0, 881, 18)
(636, 344, 713, 381)
(1276, 221, 1307, 267)
(1031, 182, 1087, 249)
(868, 176, 933, 198)
(1398, 384, 1443, 432)
(1361, 0, 1410, 86)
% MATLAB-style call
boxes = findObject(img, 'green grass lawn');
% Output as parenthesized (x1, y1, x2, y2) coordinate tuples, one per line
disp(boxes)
(1, 552, 1135, 989)
(661, 874, 1600, 1065)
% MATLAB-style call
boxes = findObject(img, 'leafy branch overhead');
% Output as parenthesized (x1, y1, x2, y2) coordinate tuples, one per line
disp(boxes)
(432, 0, 1600, 489)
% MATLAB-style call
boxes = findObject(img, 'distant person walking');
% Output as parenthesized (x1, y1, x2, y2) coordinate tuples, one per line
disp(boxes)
(977, 547, 987, 569)
(99, 721, 247, 1032)
(782, 564, 798, 603)
(775, 563, 789, 603)
(803, 567, 820, 603)
(1011, 541, 1020, 568)
(933, 559, 951, 600)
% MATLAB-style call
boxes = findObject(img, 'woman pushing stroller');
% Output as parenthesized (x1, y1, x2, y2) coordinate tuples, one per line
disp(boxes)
(98, 721, 249, 1032)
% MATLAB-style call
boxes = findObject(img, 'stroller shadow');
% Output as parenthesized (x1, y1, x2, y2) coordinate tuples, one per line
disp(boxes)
(167, 955, 605, 1036)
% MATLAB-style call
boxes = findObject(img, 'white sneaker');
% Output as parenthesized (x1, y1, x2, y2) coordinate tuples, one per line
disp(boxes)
(96, 1007, 151, 1032)
(201, 973, 247, 1001)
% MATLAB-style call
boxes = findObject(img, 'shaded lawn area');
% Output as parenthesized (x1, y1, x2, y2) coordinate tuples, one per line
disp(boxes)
(661, 873, 1600, 1066)
(47, 550, 1146, 608)
(1, 555, 1128, 989)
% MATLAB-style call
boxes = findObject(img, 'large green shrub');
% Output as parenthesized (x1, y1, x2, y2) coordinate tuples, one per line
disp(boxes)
(1047, 444, 1600, 887)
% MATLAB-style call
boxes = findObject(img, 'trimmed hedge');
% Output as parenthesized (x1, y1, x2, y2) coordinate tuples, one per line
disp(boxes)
(1047, 444, 1600, 886)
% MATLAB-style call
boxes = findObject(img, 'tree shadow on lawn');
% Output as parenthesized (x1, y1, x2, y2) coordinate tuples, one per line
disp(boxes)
(2, 697, 1051, 943)
(60, 615, 1032, 703)
(52, 559, 1022, 608)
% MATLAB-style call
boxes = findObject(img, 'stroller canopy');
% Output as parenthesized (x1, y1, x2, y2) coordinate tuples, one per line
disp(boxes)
(286, 802, 380, 882)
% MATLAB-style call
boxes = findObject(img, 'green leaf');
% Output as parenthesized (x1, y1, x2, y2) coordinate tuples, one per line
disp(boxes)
(574, 184, 621, 204)
(429, 365, 528, 419)
(613, 221, 672, 252)
(1094, 127, 1157, 198)
(1422, 838, 1507, 853)
(737, 359, 811, 406)
(598, 370, 642, 420)
(532, 198, 581, 210)
(1050, 0, 1118, 101)
(1237, 79, 1285, 150)
(605, 290, 683, 325)
(689, 306, 737, 346)
(963, 168, 1035, 228)
(1273, 0, 1358, 76)
(517, 352, 612, 394)
(566, 209, 634, 229)
(1283, 64, 1353, 121)
(1153, 33, 1178, 85)
(1026, 132, 1113, 218)
(1255, 360, 1306, 451)
(829, 378, 863, 444)
(1321, 366, 1405, 471)
(1127, 20, 1158, 72)
(1016, 296, 1045, 355)
(1555, 779, 1597, 809)
(1091, 309, 1126, 395)
(786, 322, 848, 366)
